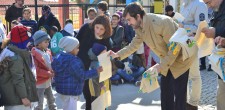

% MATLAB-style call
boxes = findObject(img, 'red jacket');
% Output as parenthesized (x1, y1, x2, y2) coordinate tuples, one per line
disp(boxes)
(31, 47, 53, 85)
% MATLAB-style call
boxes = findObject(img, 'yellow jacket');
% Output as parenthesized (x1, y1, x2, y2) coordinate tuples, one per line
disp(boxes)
(117, 13, 197, 79)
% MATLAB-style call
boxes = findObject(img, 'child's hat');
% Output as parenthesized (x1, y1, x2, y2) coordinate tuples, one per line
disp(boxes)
(10, 25, 32, 49)
(92, 43, 107, 56)
(33, 30, 50, 45)
(59, 36, 79, 52)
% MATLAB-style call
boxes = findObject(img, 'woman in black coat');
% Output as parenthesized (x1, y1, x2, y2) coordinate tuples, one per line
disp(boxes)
(76, 15, 112, 110)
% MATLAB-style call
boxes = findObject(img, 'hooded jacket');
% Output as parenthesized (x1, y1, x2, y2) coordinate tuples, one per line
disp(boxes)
(0, 45, 38, 106)
(61, 23, 74, 37)
(5, 3, 27, 23)
(38, 12, 61, 32)
(31, 47, 53, 85)
(51, 52, 98, 95)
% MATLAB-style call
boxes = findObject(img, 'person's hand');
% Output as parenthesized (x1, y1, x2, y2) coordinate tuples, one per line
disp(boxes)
(124, 62, 133, 74)
(97, 66, 103, 74)
(152, 63, 161, 73)
(21, 98, 31, 107)
(48, 70, 54, 77)
(202, 27, 215, 38)
(125, 66, 133, 74)
(26, 26, 32, 32)
(187, 32, 195, 37)
(178, 23, 184, 28)
(17, 17, 22, 22)
(108, 50, 119, 59)
(215, 36, 225, 47)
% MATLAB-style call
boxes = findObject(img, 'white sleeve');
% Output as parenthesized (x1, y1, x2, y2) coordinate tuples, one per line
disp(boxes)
(194, 2, 208, 27)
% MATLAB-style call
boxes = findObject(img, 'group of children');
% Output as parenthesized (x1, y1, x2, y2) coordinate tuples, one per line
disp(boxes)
(0, 2, 149, 110)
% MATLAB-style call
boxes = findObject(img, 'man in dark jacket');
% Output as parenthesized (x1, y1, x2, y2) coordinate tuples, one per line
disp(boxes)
(5, 0, 27, 30)
(202, 0, 225, 109)
(38, 5, 61, 33)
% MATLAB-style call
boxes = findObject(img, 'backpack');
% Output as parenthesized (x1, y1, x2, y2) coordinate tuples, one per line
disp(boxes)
(10, 25, 32, 49)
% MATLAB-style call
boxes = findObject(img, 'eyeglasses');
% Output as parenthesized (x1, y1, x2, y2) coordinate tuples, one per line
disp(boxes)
(204, 0, 212, 5)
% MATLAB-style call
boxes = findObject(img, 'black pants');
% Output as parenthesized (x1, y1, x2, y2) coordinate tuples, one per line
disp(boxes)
(83, 79, 92, 110)
(200, 57, 206, 66)
(161, 70, 189, 110)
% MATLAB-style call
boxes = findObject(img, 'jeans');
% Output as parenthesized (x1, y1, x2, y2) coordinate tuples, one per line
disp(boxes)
(35, 86, 56, 110)
(110, 74, 121, 81)
(117, 67, 145, 82)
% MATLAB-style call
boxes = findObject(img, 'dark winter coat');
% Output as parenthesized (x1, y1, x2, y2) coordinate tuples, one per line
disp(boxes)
(0, 45, 38, 106)
(38, 12, 61, 32)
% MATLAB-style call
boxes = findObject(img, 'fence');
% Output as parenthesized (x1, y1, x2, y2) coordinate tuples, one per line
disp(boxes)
(0, 3, 154, 31)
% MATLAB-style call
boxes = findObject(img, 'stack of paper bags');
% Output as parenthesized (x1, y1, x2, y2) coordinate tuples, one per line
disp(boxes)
(194, 21, 215, 58)
(139, 67, 159, 93)
(208, 46, 225, 82)
(169, 28, 198, 61)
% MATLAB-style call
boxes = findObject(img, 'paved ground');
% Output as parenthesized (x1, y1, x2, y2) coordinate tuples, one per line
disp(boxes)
(49, 69, 218, 110)
(0, 69, 218, 110)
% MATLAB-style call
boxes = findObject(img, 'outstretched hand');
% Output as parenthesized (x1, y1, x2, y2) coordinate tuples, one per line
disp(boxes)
(108, 50, 119, 59)
(97, 66, 103, 74)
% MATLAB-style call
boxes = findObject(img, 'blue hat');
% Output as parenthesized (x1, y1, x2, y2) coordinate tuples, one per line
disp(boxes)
(92, 43, 107, 56)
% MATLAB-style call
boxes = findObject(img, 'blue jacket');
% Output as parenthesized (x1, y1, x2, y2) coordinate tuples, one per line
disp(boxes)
(51, 52, 98, 96)
(20, 19, 38, 35)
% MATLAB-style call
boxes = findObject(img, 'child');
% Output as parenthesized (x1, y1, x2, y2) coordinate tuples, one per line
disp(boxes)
(84, 8, 97, 24)
(20, 8, 38, 35)
(31, 30, 56, 110)
(111, 52, 145, 86)
(49, 26, 63, 55)
(110, 13, 124, 52)
(88, 43, 110, 102)
(0, 32, 38, 109)
(51, 37, 103, 110)
(61, 19, 78, 37)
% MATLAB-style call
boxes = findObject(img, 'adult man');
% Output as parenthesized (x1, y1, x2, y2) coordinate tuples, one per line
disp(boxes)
(109, 2, 197, 110)
(5, 0, 26, 30)
(180, 0, 208, 109)
(202, 0, 225, 109)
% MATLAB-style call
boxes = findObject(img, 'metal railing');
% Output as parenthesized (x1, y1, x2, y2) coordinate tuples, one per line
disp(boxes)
(0, 4, 154, 31)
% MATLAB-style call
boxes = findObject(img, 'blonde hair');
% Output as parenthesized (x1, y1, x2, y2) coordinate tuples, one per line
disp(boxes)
(23, 8, 31, 14)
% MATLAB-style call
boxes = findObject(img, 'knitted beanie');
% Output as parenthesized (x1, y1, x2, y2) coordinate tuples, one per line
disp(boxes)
(33, 30, 50, 45)
(92, 43, 107, 56)
(58, 36, 79, 52)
